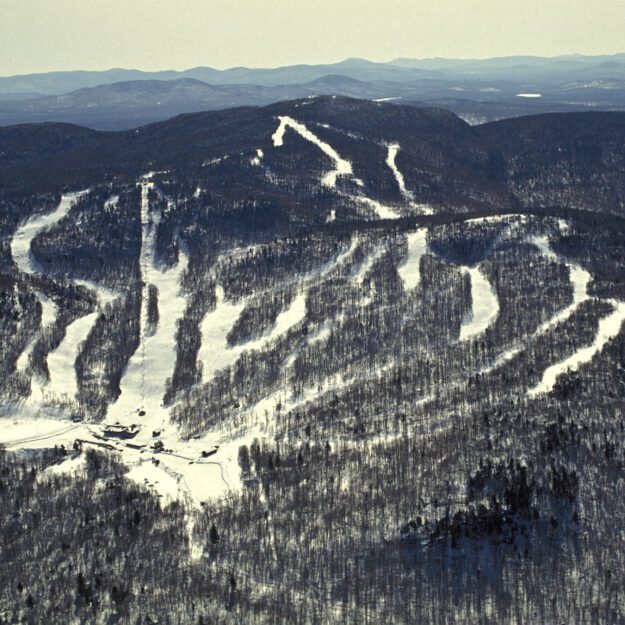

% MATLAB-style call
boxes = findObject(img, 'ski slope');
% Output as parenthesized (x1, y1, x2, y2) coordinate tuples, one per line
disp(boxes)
(45, 312, 100, 402)
(398, 229, 428, 290)
(199, 290, 307, 383)
(107, 180, 189, 428)
(272, 115, 353, 187)
(11, 191, 86, 275)
(459, 266, 499, 341)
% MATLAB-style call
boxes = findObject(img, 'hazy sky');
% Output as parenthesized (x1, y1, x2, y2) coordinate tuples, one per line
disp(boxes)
(1, 0, 624, 76)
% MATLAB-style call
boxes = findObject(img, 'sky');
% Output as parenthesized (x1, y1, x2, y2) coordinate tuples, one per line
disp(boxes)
(1, 0, 625, 76)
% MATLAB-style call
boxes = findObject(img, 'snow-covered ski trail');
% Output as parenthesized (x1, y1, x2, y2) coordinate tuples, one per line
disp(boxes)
(107, 179, 189, 432)
(386, 143, 414, 203)
(199, 289, 307, 383)
(11, 191, 87, 276)
(398, 229, 428, 290)
(459, 266, 499, 341)
(385, 142, 433, 214)
(516, 226, 624, 397)
(272, 115, 353, 187)
(199, 237, 359, 384)
(528, 299, 625, 397)
(351, 195, 401, 220)
(473, 227, 625, 394)
(271, 118, 432, 219)
(45, 312, 100, 403)
(11, 192, 86, 371)
(15, 296, 57, 375)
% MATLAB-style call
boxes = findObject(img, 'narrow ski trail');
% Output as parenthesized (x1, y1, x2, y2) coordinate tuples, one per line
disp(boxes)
(386, 143, 414, 203)
(385, 142, 433, 214)
(272, 115, 352, 187)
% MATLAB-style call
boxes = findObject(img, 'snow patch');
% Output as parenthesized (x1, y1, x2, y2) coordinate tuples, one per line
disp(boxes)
(351, 245, 386, 286)
(16, 296, 58, 375)
(250, 148, 264, 166)
(197, 286, 246, 382)
(104, 195, 119, 209)
(353, 195, 400, 220)
(45, 454, 86, 477)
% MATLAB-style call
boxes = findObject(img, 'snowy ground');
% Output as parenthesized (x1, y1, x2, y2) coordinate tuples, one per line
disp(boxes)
(199, 237, 360, 387)
(351, 195, 400, 220)
(199, 290, 307, 383)
(351, 244, 387, 286)
(481, 264, 590, 374)
(477, 229, 625, 394)
(0, 417, 84, 449)
(385, 142, 433, 214)
(250, 148, 264, 166)
(198, 286, 247, 381)
(15, 296, 57, 374)
(11, 194, 85, 381)
(101, 177, 320, 509)
(271, 117, 433, 220)
(2, 182, 244, 518)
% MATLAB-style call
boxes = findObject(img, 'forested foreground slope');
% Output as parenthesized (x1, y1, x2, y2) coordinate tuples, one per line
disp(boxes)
(1, 98, 625, 624)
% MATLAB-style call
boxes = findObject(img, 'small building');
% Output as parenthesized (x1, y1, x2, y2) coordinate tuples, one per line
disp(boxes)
(103, 424, 141, 439)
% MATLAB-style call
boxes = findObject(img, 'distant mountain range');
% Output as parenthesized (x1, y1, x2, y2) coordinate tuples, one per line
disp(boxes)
(1, 55, 625, 129)
(4, 55, 625, 94)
